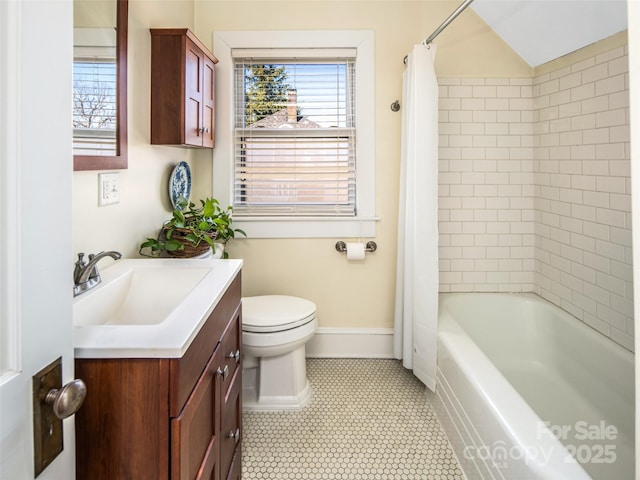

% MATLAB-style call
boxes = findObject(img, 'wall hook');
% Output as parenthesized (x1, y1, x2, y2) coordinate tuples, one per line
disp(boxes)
(390, 100, 400, 112)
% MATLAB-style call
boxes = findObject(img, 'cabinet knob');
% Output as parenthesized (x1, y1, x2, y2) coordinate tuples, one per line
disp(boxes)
(216, 364, 229, 380)
(227, 349, 240, 364)
(228, 428, 240, 444)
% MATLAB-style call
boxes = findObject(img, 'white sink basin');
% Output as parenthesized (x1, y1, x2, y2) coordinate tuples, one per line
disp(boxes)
(73, 258, 243, 359)
(74, 264, 211, 326)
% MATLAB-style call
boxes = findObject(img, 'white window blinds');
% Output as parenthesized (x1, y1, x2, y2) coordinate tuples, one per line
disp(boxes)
(233, 49, 357, 216)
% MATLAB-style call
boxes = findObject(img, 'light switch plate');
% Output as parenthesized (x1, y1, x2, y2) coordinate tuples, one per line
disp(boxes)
(99, 173, 120, 206)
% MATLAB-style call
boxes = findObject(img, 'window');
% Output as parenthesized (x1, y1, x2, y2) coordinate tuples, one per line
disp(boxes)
(234, 57, 355, 216)
(214, 31, 376, 238)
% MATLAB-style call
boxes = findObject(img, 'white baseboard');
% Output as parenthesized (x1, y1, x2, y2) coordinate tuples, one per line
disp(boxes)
(305, 327, 395, 358)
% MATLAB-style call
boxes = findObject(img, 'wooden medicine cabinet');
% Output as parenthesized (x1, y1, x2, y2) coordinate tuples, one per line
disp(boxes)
(150, 29, 218, 148)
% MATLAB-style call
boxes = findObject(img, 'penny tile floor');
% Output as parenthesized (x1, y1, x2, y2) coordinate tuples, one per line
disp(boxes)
(241, 358, 464, 479)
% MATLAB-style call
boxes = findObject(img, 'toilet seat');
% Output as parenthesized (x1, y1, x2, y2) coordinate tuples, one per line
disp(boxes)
(242, 295, 317, 333)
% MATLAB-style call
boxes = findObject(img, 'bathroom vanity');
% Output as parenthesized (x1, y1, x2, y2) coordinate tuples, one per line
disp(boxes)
(73, 259, 242, 480)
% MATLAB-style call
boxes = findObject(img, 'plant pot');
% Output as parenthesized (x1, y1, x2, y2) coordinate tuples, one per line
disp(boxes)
(212, 243, 225, 259)
(193, 248, 213, 259)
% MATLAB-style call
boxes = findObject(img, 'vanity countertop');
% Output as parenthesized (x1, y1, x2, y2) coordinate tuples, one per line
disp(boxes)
(73, 258, 242, 359)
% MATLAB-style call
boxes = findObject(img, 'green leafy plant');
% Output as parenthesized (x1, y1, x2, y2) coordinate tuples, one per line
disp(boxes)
(139, 197, 246, 258)
(210, 201, 246, 247)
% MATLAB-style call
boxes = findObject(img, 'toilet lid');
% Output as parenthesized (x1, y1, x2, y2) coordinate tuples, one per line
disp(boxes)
(242, 295, 317, 333)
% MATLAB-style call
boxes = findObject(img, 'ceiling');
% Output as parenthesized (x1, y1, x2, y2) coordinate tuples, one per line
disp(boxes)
(470, 0, 628, 67)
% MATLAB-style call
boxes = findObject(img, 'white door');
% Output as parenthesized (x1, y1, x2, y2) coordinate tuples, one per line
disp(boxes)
(0, 0, 76, 478)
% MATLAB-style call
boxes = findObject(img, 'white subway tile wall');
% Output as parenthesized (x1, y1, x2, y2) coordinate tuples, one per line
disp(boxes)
(438, 76, 536, 294)
(438, 45, 633, 352)
(533, 45, 632, 351)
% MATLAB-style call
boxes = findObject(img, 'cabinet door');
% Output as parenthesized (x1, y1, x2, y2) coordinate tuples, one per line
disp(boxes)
(225, 450, 241, 480)
(219, 310, 242, 480)
(171, 346, 220, 480)
(202, 55, 215, 148)
(220, 369, 241, 480)
(184, 38, 203, 147)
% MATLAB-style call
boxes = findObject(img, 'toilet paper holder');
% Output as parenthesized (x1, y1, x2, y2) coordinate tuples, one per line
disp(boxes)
(335, 241, 377, 253)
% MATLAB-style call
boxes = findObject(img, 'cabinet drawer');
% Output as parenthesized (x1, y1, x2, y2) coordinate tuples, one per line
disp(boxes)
(221, 306, 242, 395)
(220, 367, 241, 480)
(171, 347, 220, 480)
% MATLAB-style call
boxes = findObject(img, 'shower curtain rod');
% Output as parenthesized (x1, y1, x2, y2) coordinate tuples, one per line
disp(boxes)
(422, 0, 475, 45)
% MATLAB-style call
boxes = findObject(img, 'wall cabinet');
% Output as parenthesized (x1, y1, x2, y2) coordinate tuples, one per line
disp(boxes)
(75, 273, 242, 480)
(150, 28, 218, 148)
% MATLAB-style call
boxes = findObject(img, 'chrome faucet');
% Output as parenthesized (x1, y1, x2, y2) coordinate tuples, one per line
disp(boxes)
(73, 251, 122, 297)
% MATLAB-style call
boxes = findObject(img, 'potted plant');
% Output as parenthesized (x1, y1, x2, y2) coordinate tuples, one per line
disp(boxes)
(139, 197, 245, 258)
(209, 200, 246, 259)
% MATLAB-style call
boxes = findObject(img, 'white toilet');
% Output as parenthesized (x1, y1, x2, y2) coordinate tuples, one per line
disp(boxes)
(242, 295, 318, 411)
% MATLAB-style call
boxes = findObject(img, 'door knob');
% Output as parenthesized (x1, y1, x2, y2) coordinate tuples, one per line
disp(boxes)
(33, 358, 86, 475)
(44, 379, 87, 419)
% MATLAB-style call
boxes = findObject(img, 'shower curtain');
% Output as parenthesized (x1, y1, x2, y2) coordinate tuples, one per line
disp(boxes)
(393, 44, 439, 392)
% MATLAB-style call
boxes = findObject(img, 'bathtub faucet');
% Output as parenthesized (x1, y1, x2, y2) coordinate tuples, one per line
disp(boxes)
(73, 251, 122, 297)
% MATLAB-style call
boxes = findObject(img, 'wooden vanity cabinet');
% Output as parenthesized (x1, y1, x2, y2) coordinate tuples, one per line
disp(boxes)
(75, 273, 242, 480)
(150, 28, 218, 148)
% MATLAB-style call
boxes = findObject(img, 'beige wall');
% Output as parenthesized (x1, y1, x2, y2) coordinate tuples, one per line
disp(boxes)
(74, 0, 115, 27)
(72, 0, 530, 329)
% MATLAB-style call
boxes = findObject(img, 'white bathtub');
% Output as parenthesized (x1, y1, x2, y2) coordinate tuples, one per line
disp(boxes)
(433, 293, 634, 480)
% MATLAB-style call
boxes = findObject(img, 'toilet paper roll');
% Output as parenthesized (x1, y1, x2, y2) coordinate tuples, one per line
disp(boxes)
(346, 242, 366, 260)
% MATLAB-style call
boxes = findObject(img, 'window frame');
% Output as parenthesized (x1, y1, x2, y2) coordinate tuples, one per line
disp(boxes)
(213, 30, 376, 239)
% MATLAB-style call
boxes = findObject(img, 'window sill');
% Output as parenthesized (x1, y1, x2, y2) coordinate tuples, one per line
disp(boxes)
(233, 216, 378, 239)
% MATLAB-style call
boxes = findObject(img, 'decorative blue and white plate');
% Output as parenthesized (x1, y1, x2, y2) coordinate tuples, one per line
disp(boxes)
(169, 161, 191, 209)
